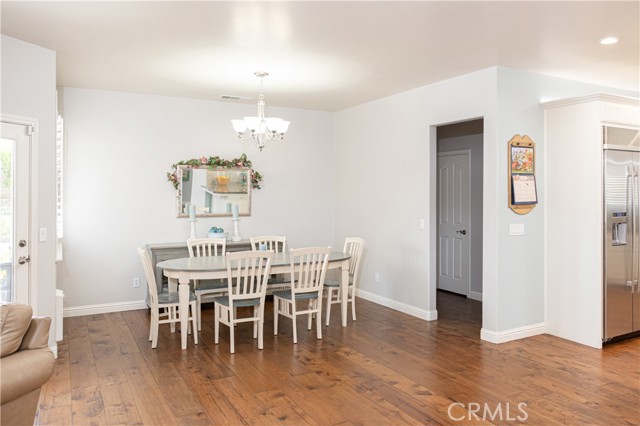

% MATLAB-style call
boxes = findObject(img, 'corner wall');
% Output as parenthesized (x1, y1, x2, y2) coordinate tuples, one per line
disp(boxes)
(0, 35, 58, 348)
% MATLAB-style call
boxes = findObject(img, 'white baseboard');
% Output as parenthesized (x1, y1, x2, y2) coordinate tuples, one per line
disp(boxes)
(64, 300, 148, 318)
(468, 291, 483, 301)
(481, 322, 546, 344)
(356, 289, 438, 321)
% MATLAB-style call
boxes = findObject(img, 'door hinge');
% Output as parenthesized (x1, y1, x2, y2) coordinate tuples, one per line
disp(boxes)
(26, 125, 34, 136)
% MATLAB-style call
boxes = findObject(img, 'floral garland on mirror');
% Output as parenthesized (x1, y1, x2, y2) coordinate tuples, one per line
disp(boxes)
(167, 153, 263, 189)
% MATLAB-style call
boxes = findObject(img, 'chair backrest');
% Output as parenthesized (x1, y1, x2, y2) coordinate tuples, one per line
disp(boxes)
(343, 237, 366, 284)
(138, 247, 159, 308)
(288, 247, 330, 296)
(226, 251, 273, 301)
(250, 236, 287, 253)
(187, 238, 227, 257)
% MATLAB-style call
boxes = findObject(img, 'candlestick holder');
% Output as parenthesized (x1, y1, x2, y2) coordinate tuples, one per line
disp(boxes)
(231, 217, 242, 242)
(189, 219, 196, 239)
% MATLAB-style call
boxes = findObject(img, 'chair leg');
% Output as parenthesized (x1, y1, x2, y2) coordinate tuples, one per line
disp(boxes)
(253, 306, 258, 339)
(214, 303, 220, 344)
(292, 301, 298, 344)
(196, 293, 202, 331)
(148, 311, 154, 342)
(258, 317, 264, 349)
(191, 302, 198, 345)
(316, 300, 323, 340)
(151, 318, 159, 349)
(273, 297, 279, 336)
(229, 308, 235, 354)
(351, 288, 356, 321)
(307, 300, 313, 330)
(325, 288, 333, 326)
(169, 306, 176, 333)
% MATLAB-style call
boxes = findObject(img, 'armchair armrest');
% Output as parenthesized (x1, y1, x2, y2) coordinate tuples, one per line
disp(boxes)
(0, 348, 55, 404)
(19, 317, 51, 350)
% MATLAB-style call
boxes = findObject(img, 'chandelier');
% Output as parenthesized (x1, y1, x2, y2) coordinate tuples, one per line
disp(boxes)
(231, 71, 290, 151)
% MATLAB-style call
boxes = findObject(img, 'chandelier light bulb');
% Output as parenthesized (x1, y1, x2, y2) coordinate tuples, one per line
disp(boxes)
(231, 71, 290, 151)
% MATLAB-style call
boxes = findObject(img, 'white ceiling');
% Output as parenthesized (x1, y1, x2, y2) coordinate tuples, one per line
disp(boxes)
(1, 1, 638, 111)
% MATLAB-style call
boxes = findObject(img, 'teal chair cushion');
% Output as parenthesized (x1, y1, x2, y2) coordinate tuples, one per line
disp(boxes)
(272, 290, 319, 301)
(213, 296, 261, 308)
(158, 291, 196, 304)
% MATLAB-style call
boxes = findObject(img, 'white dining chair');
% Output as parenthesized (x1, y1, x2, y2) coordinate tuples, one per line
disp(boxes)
(324, 237, 365, 326)
(187, 237, 227, 331)
(251, 235, 287, 290)
(138, 247, 198, 349)
(250, 235, 287, 253)
(213, 250, 273, 353)
(273, 247, 330, 343)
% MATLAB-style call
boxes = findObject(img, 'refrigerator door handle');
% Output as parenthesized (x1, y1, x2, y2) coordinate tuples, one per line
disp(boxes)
(637, 170, 639, 292)
(634, 167, 639, 292)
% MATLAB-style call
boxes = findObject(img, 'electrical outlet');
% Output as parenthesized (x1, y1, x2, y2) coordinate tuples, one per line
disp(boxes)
(419, 219, 425, 230)
(374, 272, 380, 282)
(39, 228, 47, 242)
(133, 277, 140, 288)
(509, 223, 525, 236)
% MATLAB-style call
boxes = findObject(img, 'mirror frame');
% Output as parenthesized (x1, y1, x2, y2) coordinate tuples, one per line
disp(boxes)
(176, 166, 252, 218)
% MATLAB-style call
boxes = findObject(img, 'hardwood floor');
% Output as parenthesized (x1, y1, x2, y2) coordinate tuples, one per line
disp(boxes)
(36, 292, 639, 425)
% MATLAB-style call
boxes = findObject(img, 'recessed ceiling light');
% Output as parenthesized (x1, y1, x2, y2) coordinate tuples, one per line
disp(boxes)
(599, 36, 620, 45)
(220, 95, 251, 100)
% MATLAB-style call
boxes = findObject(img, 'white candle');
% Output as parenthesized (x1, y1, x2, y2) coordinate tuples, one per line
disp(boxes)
(232, 204, 239, 219)
(189, 204, 196, 220)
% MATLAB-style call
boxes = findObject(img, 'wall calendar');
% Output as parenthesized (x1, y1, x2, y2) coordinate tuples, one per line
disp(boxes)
(508, 135, 537, 214)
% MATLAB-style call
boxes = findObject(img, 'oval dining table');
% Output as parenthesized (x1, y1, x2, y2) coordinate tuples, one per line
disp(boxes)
(156, 251, 352, 349)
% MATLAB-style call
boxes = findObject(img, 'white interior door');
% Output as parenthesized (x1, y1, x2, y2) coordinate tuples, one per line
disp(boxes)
(437, 150, 470, 296)
(0, 121, 31, 304)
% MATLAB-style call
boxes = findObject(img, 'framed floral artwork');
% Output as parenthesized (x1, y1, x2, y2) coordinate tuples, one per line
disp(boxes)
(510, 146, 534, 174)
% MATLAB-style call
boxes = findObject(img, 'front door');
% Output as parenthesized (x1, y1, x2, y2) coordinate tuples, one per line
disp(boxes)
(437, 150, 470, 296)
(0, 121, 32, 304)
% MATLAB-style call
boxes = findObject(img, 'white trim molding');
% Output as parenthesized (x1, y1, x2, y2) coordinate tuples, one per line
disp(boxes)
(357, 289, 438, 321)
(64, 300, 148, 318)
(468, 291, 483, 301)
(480, 322, 546, 344)
(50, 344, 58, 359)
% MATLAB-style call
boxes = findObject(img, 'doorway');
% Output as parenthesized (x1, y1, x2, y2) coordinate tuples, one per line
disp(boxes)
(435, 119, 483, 321)
(0, 119, 34, 304)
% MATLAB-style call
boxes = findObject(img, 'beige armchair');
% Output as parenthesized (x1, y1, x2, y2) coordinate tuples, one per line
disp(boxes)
(0, 303, 55, 426)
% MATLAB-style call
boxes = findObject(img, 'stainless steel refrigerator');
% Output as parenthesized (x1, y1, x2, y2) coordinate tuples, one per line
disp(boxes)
(604, 126, 640, 342)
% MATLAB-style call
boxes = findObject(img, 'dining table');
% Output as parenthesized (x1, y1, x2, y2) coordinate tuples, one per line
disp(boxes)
(156, 251, 352, 349)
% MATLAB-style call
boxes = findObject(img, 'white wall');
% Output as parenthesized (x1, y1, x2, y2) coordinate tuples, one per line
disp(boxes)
(0, 35, 58, 348)
(61, 88, 334, 310)
(333, 66, 638, 340)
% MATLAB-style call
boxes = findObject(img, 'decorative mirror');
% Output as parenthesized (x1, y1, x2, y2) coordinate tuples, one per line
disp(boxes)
(167, 154, 263, 218)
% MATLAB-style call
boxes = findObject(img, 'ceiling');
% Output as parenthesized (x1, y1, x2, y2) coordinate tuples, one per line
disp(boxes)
(1, 1, 638, 112)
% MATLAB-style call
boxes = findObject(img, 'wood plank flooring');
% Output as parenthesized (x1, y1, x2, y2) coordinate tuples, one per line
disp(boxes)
(35, 291, 639, 425)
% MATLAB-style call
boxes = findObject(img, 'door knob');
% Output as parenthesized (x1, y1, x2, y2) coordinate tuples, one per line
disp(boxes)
(456, 230, 467, 235)
(17, 255, 30, 265)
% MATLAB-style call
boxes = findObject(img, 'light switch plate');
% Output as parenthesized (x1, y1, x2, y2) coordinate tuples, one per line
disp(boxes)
(39, 228, 47, 242)
(509, 223, 525, 236)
